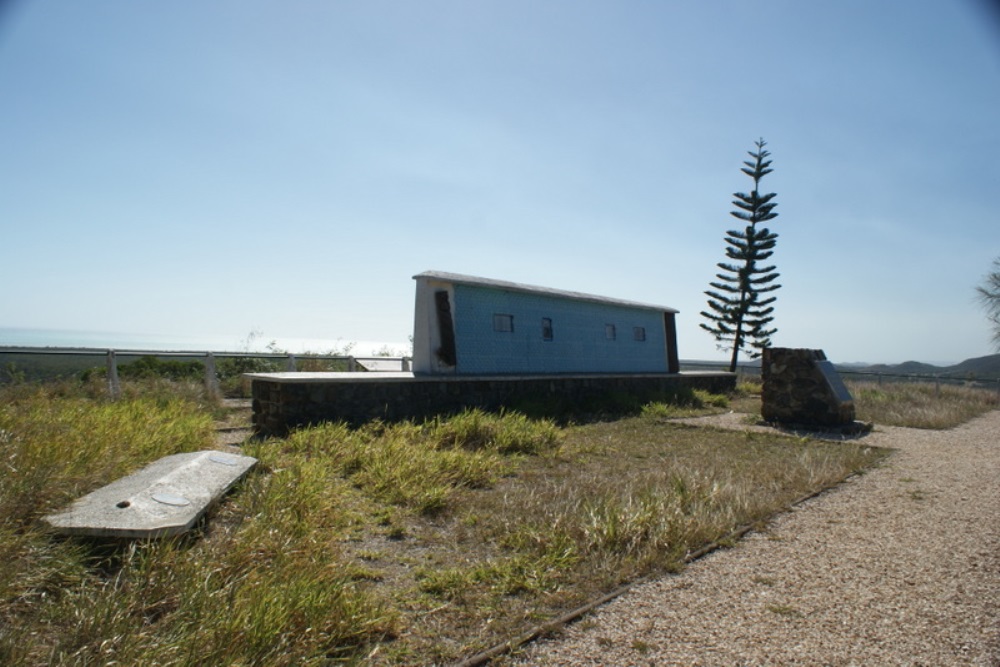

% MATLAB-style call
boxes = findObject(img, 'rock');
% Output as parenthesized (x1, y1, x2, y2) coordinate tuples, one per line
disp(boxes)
(761, 348, 856, 427)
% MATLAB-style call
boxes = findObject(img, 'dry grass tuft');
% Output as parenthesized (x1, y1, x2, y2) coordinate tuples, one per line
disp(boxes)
(849, 380, 998, 429)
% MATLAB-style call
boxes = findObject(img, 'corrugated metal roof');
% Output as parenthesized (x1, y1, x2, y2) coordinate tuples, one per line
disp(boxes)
(414, 271, 678, 314)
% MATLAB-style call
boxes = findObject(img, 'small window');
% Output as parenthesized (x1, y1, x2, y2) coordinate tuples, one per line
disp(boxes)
(605, 324, 616, 340)
(541, 317, 553, 341)
(633, 326, 646, 342)
(493, 314, 514, 333)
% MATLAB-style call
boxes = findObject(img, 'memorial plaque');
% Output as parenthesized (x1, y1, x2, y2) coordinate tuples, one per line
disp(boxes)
(44, 450, 257, 538)
(816, 360, 854, 403)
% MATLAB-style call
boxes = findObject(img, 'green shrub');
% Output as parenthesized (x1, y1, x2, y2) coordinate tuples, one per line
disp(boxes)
(282, 410, 560, 515)
(117, 355, 204, 381)
(735, 379, 762, 396)
(641, 389, 729, 419)
(427, 408, 561, 455)
(216, 356, 282, 397)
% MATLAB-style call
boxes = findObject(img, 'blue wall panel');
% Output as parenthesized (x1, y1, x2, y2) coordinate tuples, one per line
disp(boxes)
(451, 284, 667, 374)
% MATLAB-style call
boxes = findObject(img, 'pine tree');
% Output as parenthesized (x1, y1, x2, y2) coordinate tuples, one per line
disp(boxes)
(700, 138, 781, 372)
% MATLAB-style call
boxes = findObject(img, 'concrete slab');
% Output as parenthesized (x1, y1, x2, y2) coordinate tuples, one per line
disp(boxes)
(244, 370, 723, 384)
(44, 450, 257, 538)
(355, 358, 409, 372)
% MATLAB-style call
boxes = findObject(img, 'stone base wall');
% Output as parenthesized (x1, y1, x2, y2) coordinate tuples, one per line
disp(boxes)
(761, 348, 855, 426)
(250, 372, 736, 436)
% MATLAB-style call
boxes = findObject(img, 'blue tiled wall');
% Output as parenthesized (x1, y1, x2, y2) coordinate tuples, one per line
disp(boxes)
(452, 284, 668, 374)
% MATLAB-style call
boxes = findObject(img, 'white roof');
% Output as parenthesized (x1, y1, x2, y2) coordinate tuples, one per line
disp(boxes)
(414, 271, 678, 314)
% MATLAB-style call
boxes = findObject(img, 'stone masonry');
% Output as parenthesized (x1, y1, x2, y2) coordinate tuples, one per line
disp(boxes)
(249, 371, 736, 437)
(761, 348, 856, 427)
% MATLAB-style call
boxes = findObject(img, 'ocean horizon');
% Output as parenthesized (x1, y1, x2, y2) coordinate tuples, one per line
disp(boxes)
(0, 327, 411, 357)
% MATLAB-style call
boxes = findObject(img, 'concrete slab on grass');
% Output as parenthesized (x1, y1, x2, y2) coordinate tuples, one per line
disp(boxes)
(44, 450, 257, 538)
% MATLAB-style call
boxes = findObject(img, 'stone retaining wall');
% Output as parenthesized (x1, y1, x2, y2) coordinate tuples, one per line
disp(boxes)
(249, 372, 736, 436)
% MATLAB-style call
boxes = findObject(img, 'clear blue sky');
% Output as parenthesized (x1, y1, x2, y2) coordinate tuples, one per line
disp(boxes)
(2, 1, 999, 364)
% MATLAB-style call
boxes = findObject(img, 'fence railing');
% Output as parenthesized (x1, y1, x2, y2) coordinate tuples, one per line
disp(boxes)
(0, 346, 411, 399)
(678, 360, 1000, 393)
(4, 347, 999, 399)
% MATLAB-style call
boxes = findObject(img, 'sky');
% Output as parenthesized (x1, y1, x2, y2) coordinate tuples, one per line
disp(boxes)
(2, 0, 999, 364)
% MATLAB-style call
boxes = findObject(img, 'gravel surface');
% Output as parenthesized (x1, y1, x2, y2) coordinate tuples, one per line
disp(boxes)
(517, 410, 1000, 666)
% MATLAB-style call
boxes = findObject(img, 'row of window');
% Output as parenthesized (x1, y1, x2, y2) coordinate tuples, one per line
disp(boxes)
(492, 314, 646, 342)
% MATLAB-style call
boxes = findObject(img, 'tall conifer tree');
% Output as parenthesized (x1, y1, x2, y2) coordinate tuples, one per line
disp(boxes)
(700, 139, 781, 372)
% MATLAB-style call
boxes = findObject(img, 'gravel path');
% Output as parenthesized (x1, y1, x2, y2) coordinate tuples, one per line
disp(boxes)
(517, 410, 1000, 666)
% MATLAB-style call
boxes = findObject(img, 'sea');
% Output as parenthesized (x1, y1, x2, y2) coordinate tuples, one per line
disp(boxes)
(0, 327, 410, 357)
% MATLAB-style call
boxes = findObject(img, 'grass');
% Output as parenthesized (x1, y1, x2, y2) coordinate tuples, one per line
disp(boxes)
(848, 380, 999, 429)
(1, 375, 991, 664)
(0, 383, 393, 666)
(727, 377, 997, 430)
(640, 388, 730, 419)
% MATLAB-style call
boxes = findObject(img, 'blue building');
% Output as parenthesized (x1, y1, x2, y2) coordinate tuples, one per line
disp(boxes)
(412, 271, 680, 375)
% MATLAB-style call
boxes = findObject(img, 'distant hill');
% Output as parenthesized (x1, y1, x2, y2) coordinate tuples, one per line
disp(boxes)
(839, 354, 1000, 380)
(946, 355, 1000, 379)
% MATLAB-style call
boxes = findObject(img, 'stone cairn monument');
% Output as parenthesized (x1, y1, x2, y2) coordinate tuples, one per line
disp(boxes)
(761, 348, 859, 429)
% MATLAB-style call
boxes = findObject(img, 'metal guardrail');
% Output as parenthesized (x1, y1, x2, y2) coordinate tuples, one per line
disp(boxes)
(0, 346, 407, 362)
(0, 346, 412, 399)
(4, 347, 999, 398)
(679, 360, 1000, 393)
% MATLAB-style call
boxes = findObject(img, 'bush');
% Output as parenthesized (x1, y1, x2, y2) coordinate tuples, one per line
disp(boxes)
(280, 410, 561, 515)
(641, 389, 729, 419)
(118, 355, 204, 381)
(216, 356, 282, 397)
(427, 409, 561, 455)
(735, 379, 762, 396)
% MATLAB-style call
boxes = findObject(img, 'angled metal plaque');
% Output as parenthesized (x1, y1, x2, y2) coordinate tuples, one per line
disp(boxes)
(816, 360, 854, 403)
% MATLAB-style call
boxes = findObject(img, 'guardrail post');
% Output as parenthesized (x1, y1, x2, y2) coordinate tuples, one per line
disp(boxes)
(286, 354, 297, 372)
(204, 353, 220, 399)
(348, 356, 357, 372)
(402, 357, 410, 372)
(106, 350, 121, 400)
